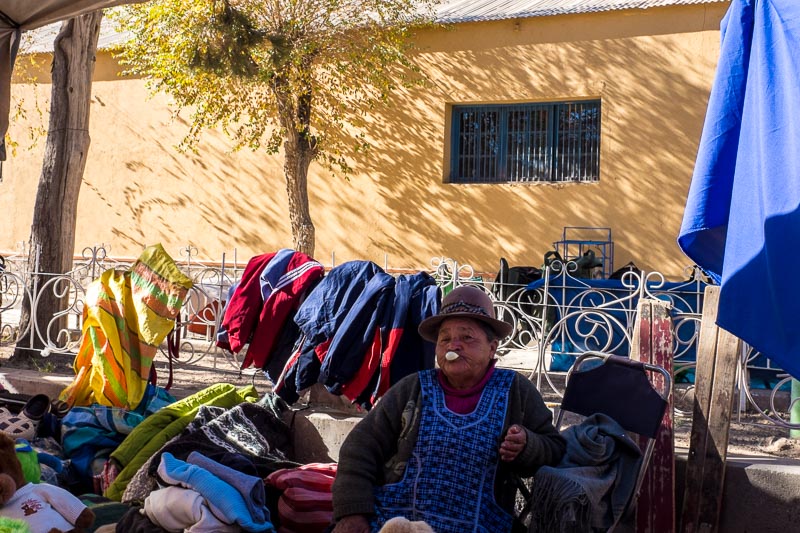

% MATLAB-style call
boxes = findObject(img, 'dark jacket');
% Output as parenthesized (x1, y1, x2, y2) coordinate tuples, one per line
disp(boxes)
(369, 272, 440, 403)
(277, 261, 389, 403)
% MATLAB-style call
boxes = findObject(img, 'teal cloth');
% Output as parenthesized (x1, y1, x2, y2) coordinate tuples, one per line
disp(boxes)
(530, 413, 642, 531)
(187, 451, 267, 523)
(61, 405, 145, 480)
(158, 452, 275, 532)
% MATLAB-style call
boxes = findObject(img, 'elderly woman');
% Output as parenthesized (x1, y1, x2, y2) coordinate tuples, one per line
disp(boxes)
(331, 285, 566, 533)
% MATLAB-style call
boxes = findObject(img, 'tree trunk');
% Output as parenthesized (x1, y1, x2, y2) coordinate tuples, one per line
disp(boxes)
(278, 82, 317, 257)
(283, 127, 316, 256)
(12, 12, 102, 363)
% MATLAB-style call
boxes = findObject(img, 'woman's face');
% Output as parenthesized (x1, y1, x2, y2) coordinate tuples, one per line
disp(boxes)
(435, 317, 498, 389)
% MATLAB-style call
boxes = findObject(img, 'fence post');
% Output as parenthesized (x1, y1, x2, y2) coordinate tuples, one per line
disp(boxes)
(631, 297, 675, 533)
(679, 285, 740, 533)
(532, 266, 554, 391)
(27, 244, 43, 351)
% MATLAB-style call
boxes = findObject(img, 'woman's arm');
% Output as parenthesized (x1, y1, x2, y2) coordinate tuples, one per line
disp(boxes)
(331, 375, 420, 521)
(506, 374, 566, 476)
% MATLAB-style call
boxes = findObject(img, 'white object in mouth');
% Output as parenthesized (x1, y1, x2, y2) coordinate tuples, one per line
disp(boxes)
(445, 351, 459, 361)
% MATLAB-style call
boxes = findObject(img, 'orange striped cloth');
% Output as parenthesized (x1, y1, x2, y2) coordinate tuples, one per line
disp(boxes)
(60, 244, 192, 410)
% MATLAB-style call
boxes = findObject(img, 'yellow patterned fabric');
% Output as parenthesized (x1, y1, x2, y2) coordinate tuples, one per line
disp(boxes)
(60, 244, 193, 410)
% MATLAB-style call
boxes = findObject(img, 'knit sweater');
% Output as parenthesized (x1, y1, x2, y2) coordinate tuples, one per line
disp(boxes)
(0, 483, 87, 533)
(332, 370, 566, 521)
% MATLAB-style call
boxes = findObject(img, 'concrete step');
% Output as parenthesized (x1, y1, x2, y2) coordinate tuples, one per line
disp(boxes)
(675, 450, 800, 532)
(0, 368, 73, 399)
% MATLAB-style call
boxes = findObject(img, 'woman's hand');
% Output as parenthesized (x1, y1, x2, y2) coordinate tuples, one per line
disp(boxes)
(332, 514, 371, 533)
(499, 424, 527, 462)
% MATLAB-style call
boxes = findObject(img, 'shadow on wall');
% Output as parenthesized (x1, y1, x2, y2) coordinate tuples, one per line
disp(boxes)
(8, 6, 725, 274)
(81, 93, 294, 254)
(321, 6, 724, 276)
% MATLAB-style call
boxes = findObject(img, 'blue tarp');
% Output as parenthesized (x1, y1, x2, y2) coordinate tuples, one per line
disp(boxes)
(678, 0, 800, 379)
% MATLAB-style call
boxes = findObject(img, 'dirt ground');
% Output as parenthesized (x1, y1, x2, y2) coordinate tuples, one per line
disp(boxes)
(671, 390, 800, 459)
(2, 347, 800, 460)
(0, 346, 76, 373)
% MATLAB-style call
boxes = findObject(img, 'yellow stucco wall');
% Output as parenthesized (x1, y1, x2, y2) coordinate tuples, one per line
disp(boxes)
(2, 3, 728, 278)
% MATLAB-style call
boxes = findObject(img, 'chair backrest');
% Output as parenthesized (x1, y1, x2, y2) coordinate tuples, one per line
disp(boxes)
(558, 352, 670, 438)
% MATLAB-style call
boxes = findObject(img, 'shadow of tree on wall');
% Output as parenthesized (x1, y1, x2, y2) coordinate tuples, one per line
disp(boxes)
(79, 93, 294, 257)
(319, 6, 724, 276)
(9, 6, 725, 271)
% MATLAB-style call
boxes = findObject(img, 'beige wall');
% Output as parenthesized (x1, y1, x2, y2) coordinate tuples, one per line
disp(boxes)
(2, 3, 728, 278)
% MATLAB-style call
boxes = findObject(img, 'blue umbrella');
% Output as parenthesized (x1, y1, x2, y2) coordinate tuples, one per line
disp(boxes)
(678, 0, 800, 378)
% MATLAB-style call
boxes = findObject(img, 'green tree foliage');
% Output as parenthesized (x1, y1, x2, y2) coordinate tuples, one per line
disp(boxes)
(7, 36, 49, 159)
(113, 0, 439, 255)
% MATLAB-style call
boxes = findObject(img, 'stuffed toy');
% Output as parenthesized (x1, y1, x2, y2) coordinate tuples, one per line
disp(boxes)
(14, 441, 40, 485)
(0, 432, 94, 533)
(378, 516, 435, 533)
(0, 516, 32, 533)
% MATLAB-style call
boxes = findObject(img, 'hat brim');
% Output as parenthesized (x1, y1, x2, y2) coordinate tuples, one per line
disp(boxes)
(418, 312, 514, 343)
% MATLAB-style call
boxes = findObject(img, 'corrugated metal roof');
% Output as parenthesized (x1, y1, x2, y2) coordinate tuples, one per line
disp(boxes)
(436, 0, 729, 23)
(20, 0, 729, 55)
(20, 20, 131, 54)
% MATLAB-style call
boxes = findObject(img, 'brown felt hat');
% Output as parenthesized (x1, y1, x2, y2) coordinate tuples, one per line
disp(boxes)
(418, 285, 513, 342)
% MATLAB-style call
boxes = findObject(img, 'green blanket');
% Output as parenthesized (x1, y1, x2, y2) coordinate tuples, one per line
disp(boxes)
(104, 383, 258, 501)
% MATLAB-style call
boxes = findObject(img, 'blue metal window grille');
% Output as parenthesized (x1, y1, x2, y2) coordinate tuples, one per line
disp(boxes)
(450, 100, 601, 184)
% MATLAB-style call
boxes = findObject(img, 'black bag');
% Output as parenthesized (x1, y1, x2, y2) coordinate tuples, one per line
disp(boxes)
(493, 257, 543, 300)
(609, 261, 642, 280)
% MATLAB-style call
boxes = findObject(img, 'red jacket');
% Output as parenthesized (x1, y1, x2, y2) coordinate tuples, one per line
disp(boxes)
(220, 251, 324, 370)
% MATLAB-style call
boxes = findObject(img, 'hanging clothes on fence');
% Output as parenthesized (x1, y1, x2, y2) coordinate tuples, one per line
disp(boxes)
(60, 244, 192, 411)
(277, 261, 389, 404)
(275, 262, 439, 408)
(338, 271, 442, 406)
(218, 249, 324, 374)
(320, 268, 396, 399)
(370, 272, 440, 404)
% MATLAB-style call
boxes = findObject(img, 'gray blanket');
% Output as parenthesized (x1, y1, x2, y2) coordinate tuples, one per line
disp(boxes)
(528, 413, 642, 532)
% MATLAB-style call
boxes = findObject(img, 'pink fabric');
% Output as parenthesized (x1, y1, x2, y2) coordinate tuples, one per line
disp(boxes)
(436, 361, 496, 414)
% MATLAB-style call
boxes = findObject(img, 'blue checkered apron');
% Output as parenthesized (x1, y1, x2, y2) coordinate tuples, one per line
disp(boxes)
(372, 368, 515, 532)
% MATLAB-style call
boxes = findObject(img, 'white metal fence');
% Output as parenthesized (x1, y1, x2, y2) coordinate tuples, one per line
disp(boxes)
(0, 246, 795, 430)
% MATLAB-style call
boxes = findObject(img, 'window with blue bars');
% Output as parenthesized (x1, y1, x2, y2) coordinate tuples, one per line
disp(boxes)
(449, 100, 601, 184)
